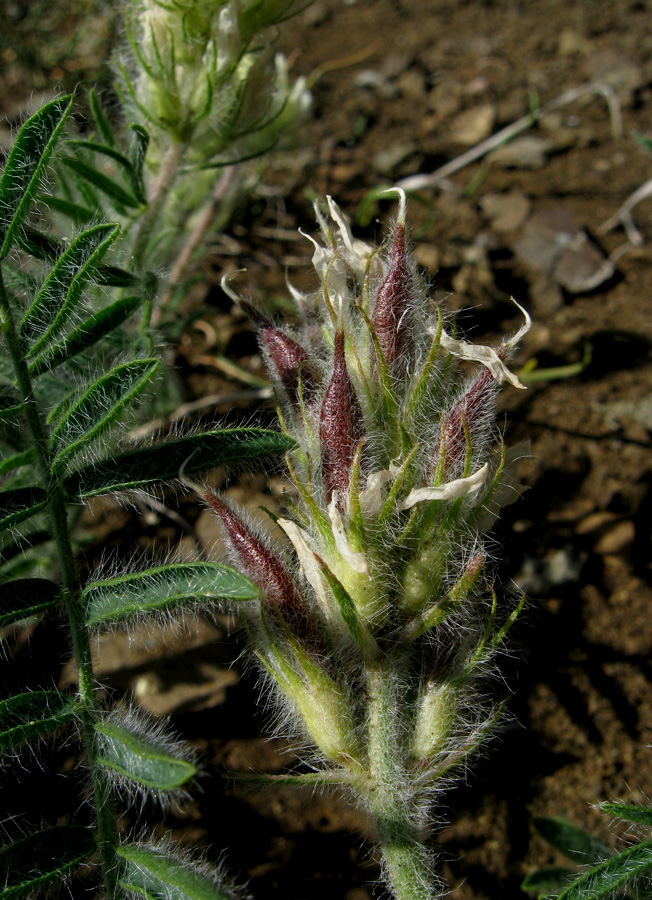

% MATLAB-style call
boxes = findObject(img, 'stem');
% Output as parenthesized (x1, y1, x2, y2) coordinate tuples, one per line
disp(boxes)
(0, 269, 120, 900)
(366, 661, 436, 900)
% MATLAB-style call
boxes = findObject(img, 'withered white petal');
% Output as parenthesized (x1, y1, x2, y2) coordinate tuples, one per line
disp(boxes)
(358, 469, 392, 517)
(399, 463, 489, 510)
(328, 496, 370, 575)
(438, 329, 526, 389)
(277, 518, 333, 619)
(504, 298, 532, 350)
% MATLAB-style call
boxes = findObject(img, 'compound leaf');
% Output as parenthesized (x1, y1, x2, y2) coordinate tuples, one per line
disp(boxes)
(117, 844, 234, 900)
(0, 578, 61, 627)
(0, 486, 48, 532)
(95, 721, 196, 791)
(0, 690, 78, 751)
(0, 95, 73, 258)
(64, 428, 295, 498)
(50, 358, 160, 472)
(83, 562, 258, 626)
(0, 826, 95, 900)
(21, 223, 120, 356)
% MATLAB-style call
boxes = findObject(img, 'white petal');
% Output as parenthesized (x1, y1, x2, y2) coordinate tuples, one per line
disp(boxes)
(328, 496, 370, 575)
(358, 469, 392, 516)
(377, 186, 407, 225)
(399, 463, 489, 510)
(503, 297, 532, 350)
(438, 329, 526, 389)
(277, 518, 332, 618)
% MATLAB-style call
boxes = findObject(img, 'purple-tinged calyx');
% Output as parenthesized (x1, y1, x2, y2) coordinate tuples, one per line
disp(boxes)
(440, 368, 494, 476)
(371, 220, 413, 373)
(204, 491, 303, 615)
(261, 326, 317, 404)
(320, 331, 365, 506)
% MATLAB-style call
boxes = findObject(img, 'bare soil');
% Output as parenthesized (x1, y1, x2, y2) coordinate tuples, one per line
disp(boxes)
(3, 1, 652, 898)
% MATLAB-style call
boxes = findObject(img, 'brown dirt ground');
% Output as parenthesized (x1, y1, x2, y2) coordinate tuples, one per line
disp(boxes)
(3, 1, 652, 898)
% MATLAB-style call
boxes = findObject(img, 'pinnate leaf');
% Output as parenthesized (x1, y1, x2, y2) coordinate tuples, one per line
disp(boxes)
(0, 826, 95, 900)
(64, 428, 295, 498)
(0, 95, 73, 258)
(0, 578, 61, 627)
(83, 562, 258, 626)
(0, 690, 78, 751)
(21, 223, 120, 355)
(95, 721, 196, 790)
(50, 358, 160, 471)
(532, 817, 612, 865)
(28, 295, 144, 377)
(556, 840, 652, 900)
(117, 844, 236, 900)
(0, 486, 48, 532)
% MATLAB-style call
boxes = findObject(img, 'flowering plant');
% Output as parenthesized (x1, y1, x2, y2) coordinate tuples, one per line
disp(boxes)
(204, 189, 531, 899)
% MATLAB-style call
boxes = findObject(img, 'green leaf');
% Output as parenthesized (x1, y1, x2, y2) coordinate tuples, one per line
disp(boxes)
(532, 817, 612, 865)
(95, 721, 196, 791)
(0, 577, 61, 627)
(83, 562, 258, 626)
(129, 125, 150, 203)
(28, 295, 144, 377)
(521, 866, 575, 894)
(0, 449, 36, 477)
(65, 428, 295, 499)
(0, 95, 73, 258)
(67, 138, 147, 205)
(89, 88, 117, 147)
(0, 486, 48, 532)
(38, 194, 95, 225)
(117, 844, 235, 900)
(313, 554, 364, 649)
(60, 156, 140, 209)
(0, 383, 23, 421)
(0, 826, 96, 900)
(557, 841, 652, 900)
(20, 223, 121, 355)
(0, 690, 78, 750)
(600, 802, 652, 828)
(50, 358, 160, 472)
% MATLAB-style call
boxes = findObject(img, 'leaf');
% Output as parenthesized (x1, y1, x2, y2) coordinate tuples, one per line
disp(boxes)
(64, 428, 296, 499)
(129, 125, 150, 203)
(0, 577, 61, 627)
(38, 194, 95, 225)
(67, 138, 147, 205)
(313, 554, 364, 649)
(50, 358, 160, 472)
(600, 802, 652, 828)
(83, 562, 258, 626)
(0, 690, 78, 750)
(521, 866, 576, 894)
(89, 89, 116, 147)
(556, 840, 652, 900)
(0, 826, 96, 900)
(95, 721, 196, 791)
(117, 844, 235, 900)
(0, 449, 36, 477)
(0, 383, 23, 421)
(59, 156, 140, 209)
(0, 486, 48, 532)
(0, 95, 73, 258)
(20, 223, 121, 355)
(28, 295, 144, 377)
(532, 817, 612, 865)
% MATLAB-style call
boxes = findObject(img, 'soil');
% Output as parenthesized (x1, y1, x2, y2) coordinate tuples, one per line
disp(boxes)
(3, 1, 652, 899)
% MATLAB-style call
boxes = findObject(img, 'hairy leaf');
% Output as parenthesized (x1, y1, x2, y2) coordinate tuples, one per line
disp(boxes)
(38, 194, 96, 225)
(95, 721, 196, 790)
(50, 358, 160, 472)
(117, 844, 236, 900)
(21, 223, 120, 356)
(60, 156, 140, 209)
(557, 841, 652, 900)
(0, 577, 61, 627)
(0, 690, 78, 750)
(0, 449, 36, 477)
(532, 817, 612, 866)
(0, 826, 96, 900)
(28, 295, 144, 377)
(0, 486, 48, 532)
(600, 802, 652, 827)
(83, 562, 258, 626)
(0, 383, 23, 421)
(129, 125, 150, 203)
(0, 95, 73, 258)
(89, 89, 117, 147)
(65, 428, 295, 498)
(521, 866, 575, 894)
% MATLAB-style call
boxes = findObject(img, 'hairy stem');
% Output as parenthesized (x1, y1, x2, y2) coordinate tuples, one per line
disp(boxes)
(366, 661, 435, 900)
(0, 268, 120, 900)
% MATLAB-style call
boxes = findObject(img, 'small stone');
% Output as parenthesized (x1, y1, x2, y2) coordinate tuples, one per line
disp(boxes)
(398, 69, 426, 100)
(557, 29, 590, 56)
(594, 520, 635, 555)
(480, 191, 530, 233)
(414, 243, 439, 272)
(489, 136, 553, 169)
(450, 104, 496, 145)
(576, 511, 618, 534)
(373, 142, 416, 176)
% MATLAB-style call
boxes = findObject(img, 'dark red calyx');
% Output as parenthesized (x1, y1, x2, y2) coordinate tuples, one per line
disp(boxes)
(261, 326, 317, 403)
(440, 368, 494, 475)
(319, 331, 365, 505)
(371, 221, 413, 371)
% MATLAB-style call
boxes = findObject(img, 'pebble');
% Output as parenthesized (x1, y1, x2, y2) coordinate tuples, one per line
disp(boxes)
(480, 191, 530, 233)
(594, 520, 636, 555)
(450, 104, 496, 145)
(489, 136, 553, 169)
(372, 141, 417, 176)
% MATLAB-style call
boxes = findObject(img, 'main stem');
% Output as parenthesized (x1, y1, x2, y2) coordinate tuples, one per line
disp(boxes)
(0, 269, 120, 900)
(366, 659, 435, 900)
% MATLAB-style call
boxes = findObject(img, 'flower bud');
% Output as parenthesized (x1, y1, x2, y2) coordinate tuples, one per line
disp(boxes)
(440, 368, 494, 476)
(371, 220, 413, 373)
(261, 325, 318, 405)
(319, 331, 365, 505)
